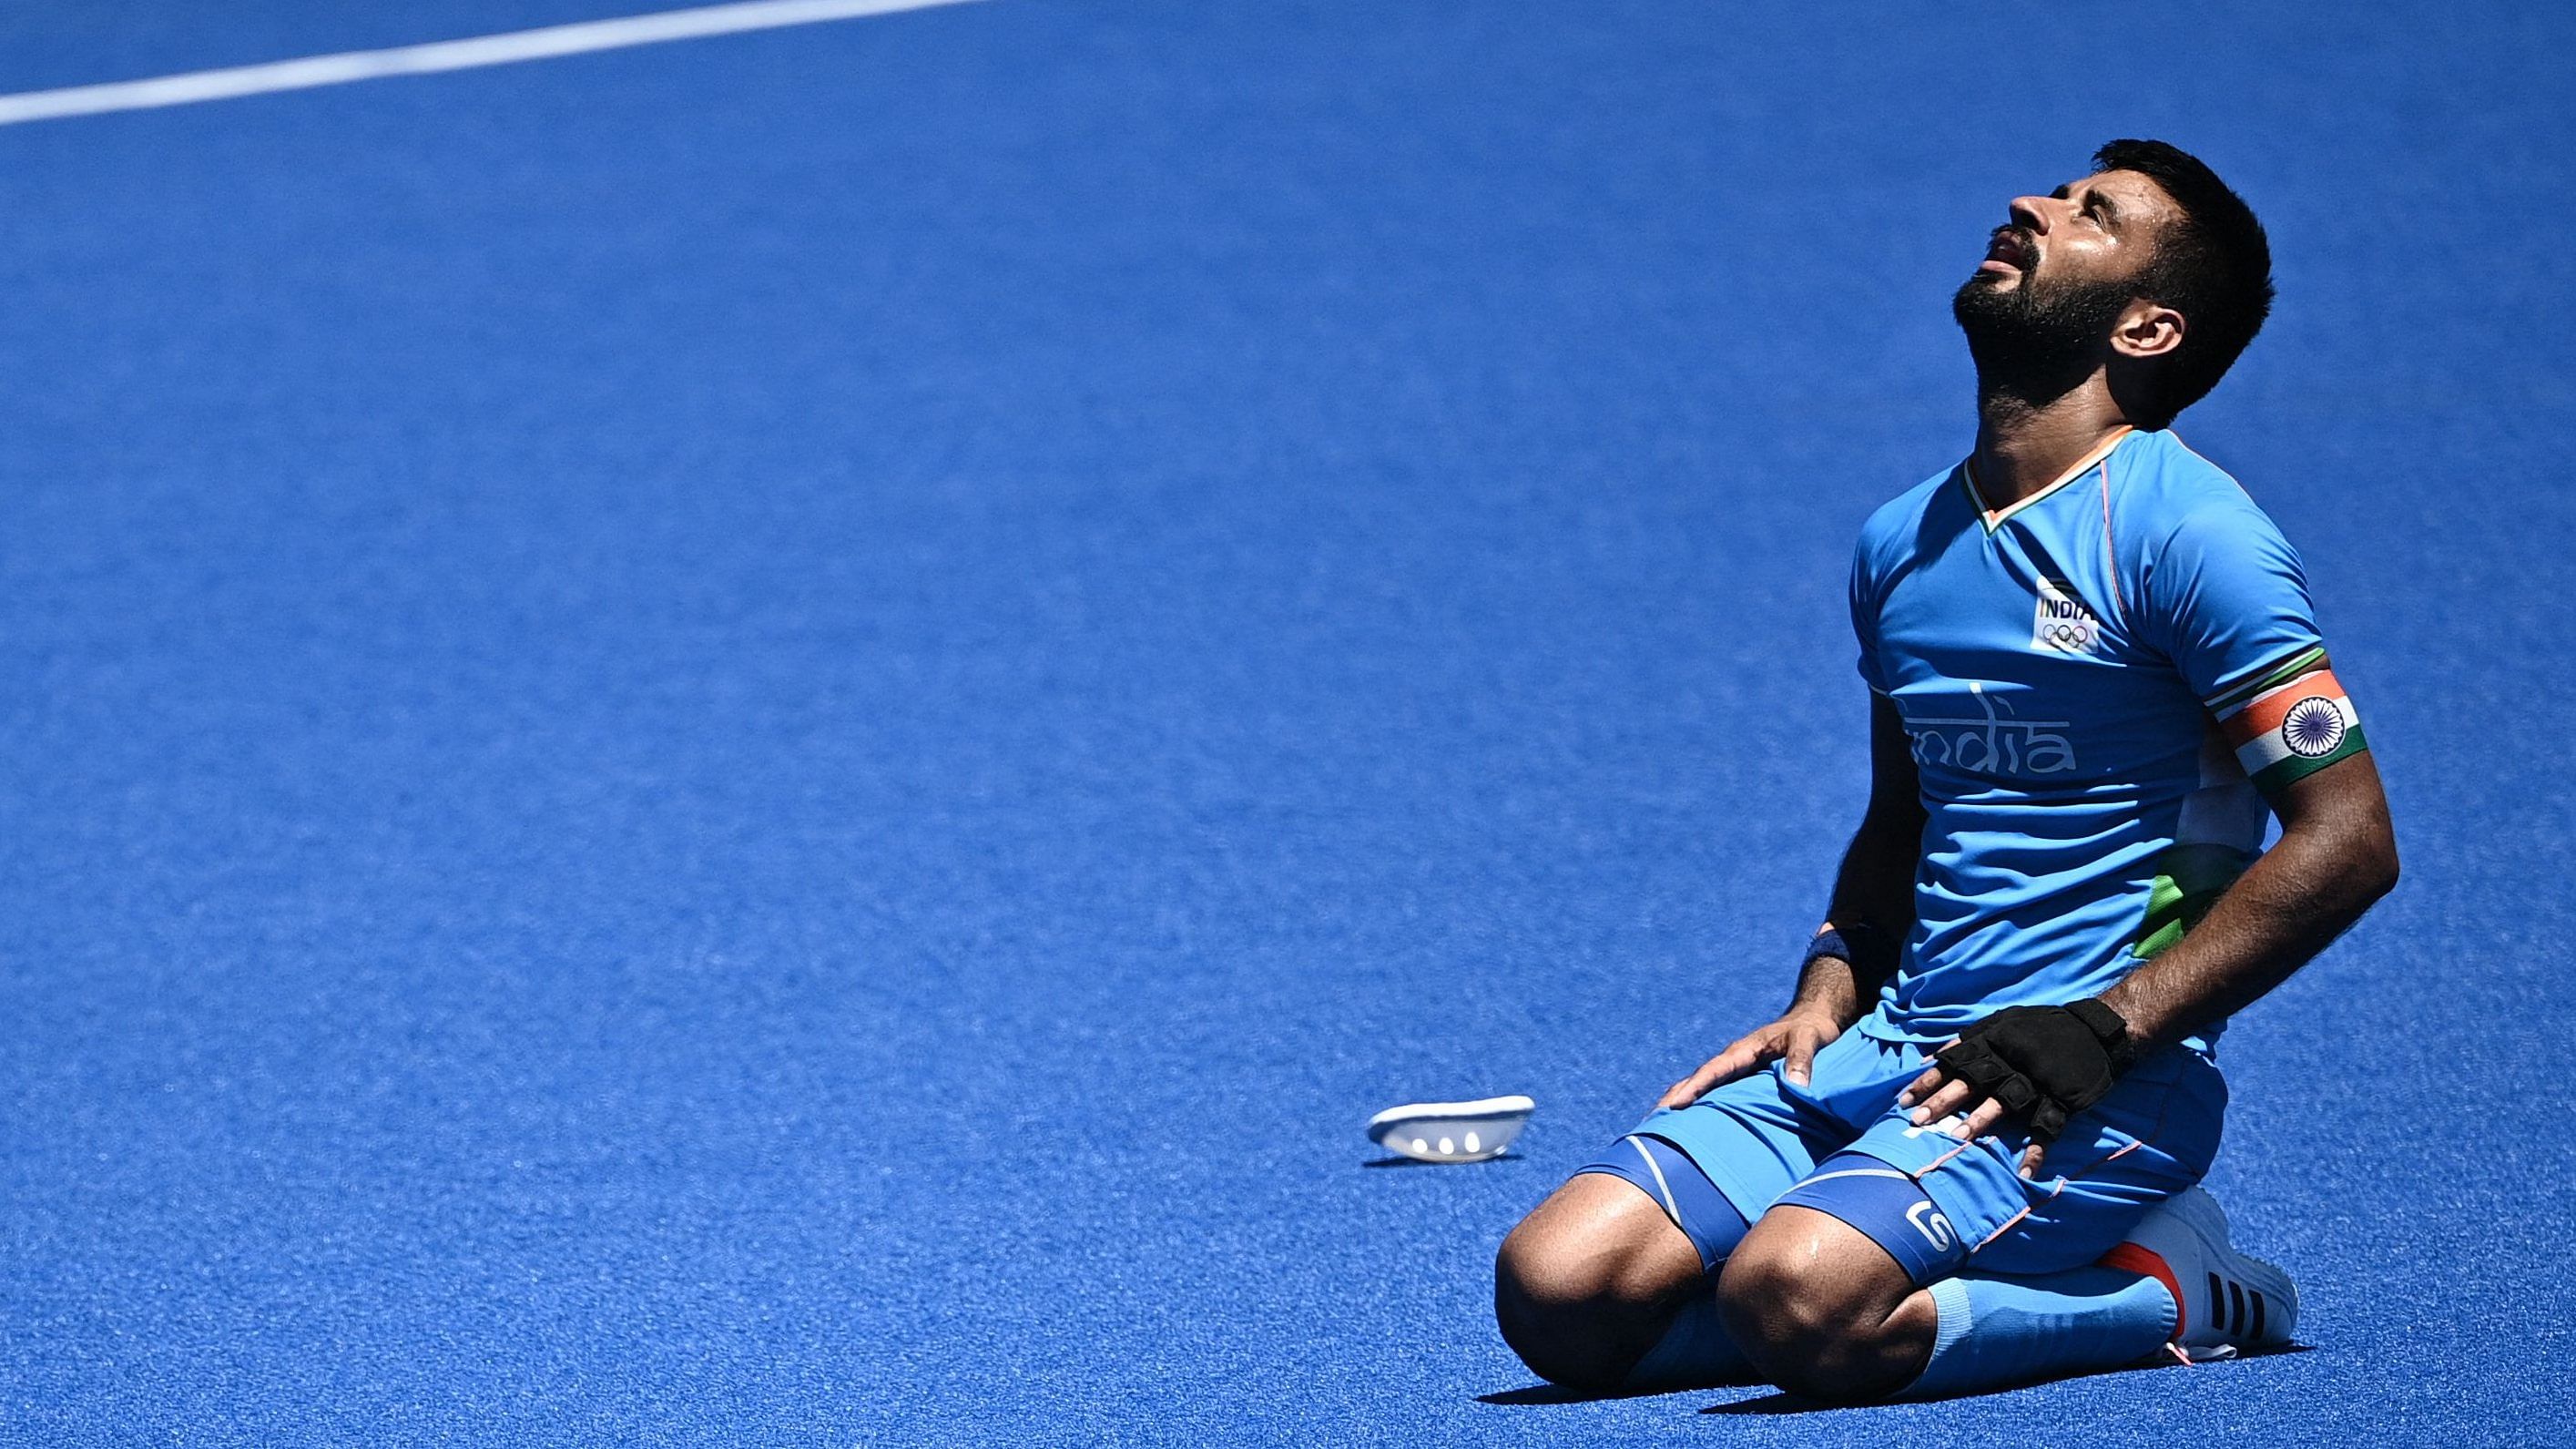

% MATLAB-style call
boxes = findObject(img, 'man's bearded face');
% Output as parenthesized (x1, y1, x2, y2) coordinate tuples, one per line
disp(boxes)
(1951, 169, 2179, 398)
(1952, 228, 2137, 389)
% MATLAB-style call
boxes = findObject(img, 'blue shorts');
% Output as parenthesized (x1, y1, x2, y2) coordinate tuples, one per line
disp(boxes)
(1579, 1016, 2227, 1285)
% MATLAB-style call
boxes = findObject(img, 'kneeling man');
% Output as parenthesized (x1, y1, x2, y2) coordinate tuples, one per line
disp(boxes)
(1495, 139, 2398, 1402)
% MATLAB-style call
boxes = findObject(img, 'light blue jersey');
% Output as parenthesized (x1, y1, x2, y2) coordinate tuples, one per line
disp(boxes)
(1849, 427, 2371, 1049)
(1581, 428, 2358, 1291)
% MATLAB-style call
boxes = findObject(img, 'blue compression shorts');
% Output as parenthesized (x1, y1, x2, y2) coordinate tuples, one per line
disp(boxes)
(1575, 1016, 2226, 1285)
(1577, 1132, 1748, 1274)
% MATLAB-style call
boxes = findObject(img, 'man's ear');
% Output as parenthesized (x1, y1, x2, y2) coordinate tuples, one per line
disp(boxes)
(2110, 301, 2185, 360)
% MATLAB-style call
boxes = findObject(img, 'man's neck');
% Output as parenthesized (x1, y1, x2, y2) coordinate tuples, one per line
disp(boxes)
(1969, 382, 2133, 510)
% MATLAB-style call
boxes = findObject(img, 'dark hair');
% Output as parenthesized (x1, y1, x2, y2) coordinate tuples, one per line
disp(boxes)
(2092, 138, 2274, 426)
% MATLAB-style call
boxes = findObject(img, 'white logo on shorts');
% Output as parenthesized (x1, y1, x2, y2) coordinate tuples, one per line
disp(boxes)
(1907, 1200, 1957, 1250)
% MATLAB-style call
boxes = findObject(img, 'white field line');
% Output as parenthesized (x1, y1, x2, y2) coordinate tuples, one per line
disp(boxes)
(0, 0, 988, 127)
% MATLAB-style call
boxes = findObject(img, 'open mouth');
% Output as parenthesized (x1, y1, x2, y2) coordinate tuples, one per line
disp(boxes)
(1980, 228, 2036, 275)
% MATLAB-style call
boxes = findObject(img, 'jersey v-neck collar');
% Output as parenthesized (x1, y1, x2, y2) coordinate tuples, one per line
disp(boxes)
(1960, 426, 2136, 535)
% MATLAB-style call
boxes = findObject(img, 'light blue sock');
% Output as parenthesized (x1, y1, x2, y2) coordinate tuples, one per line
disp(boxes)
(1906, 1267, 2176, 1399)
(1622, 1291, 1759, 1391)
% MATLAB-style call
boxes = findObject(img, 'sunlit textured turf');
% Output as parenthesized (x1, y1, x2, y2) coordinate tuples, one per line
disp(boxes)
(2, 3, 2569, 1442)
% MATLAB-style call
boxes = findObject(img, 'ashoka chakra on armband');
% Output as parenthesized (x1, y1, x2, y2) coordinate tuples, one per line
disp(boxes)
(2280, 697, 2347, 757)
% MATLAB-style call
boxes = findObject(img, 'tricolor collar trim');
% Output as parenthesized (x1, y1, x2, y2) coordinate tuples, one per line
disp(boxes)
(1961, 426, 2135, 534)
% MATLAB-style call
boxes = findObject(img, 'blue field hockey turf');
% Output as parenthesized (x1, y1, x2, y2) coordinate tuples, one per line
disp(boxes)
(2, 2, 2571, 1442)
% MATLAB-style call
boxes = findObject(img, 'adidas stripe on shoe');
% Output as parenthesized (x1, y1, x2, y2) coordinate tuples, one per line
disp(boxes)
(2098, 1185, 2299, 1364)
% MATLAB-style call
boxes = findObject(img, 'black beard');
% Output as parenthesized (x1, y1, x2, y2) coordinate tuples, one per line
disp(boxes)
(1952, 269, 2133, 409)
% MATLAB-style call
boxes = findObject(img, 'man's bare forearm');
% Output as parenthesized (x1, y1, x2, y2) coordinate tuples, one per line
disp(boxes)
(1792, 826, 1918, 1026)
(2100, 755, 2398, 1053)
(1795, 695, 1929, 1028)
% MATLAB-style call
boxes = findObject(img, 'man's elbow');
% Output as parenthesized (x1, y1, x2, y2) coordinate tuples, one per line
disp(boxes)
(2306, 775, 2400, 905)
(2276, 757, 2399, 906)
(2294, 801, 2399, 908)
(2364, 831, 2401, 902)
(2347, 814, 2401, 904)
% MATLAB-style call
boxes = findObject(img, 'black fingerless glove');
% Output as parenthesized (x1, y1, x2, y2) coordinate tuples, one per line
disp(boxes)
(1933, 998, 2135, 1141)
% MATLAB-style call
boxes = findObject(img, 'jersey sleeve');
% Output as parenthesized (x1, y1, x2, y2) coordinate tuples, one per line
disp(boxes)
(1849, 530, 1889, 695)
(2142, 503, 2369, 798)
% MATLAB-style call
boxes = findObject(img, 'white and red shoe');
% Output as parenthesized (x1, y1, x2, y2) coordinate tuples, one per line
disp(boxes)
(2100, 1185, 2300, 1364)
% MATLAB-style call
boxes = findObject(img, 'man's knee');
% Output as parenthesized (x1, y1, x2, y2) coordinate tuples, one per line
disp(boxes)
(1715, 1206, 1927, 1403)
(1492, 1177, 1700, 1391)
(1712, 1236, 1866, 1397)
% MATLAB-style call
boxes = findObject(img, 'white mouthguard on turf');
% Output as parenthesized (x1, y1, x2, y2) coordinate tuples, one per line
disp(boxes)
(1366, 1095, 1534, 1163)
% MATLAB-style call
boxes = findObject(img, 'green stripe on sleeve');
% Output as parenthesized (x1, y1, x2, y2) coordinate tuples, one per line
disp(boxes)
(2205, 644, 2328, 713)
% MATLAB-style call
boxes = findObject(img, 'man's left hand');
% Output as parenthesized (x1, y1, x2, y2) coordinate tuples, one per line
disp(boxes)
(1896, 999, 2134, 1179)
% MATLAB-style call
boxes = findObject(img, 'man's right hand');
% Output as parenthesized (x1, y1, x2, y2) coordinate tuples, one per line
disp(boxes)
(1657, 1008, 1847, 1109)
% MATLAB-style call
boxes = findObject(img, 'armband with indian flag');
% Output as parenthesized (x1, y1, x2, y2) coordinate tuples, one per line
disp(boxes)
(2209, 645, 2368, 798)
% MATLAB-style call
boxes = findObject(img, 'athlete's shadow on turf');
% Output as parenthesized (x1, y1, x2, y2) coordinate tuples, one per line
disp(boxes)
(1482, 1344, 2313, 1412)
(1479, 1383, 1683, 1405)
(1691, 1342, 2315, 1414)
(1360, 1153, 1526, 1168)
(1482, 1384, 1871, 1413)
(1481, 1368, 1767, 1406)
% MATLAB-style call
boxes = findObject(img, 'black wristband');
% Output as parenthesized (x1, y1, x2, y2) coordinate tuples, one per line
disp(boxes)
(1806, 922, 1899, 983)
